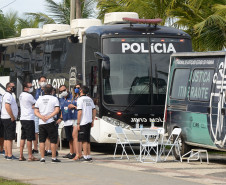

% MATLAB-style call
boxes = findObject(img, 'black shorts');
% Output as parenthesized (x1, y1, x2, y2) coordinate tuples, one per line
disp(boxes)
(0, 119, 4, 138)
(64, 125, 73, 141)
(1, 119, 16, 140)
(78, 123, 91, 143)
(39, 122, 58, 144)
(20, 120, 35, 141)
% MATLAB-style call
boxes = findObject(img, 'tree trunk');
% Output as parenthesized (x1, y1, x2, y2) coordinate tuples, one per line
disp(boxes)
(75, 0, 82, 19)
(70, 0, 76, 21)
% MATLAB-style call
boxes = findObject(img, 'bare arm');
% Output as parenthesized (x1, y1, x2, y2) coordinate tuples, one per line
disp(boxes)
(5, 103, 15, 121)
(91, 109, 96, 127)
(77, 110, 82, 130)
(34, 108, 46, 122)
(56, 111, 63, 124)
(45, 107, 60, 120)
(68, 104, 76, 109)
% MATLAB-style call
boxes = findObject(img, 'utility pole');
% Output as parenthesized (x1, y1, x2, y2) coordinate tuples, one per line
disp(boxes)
(75, 0, 82, 19)
(70, 0, 75, 22)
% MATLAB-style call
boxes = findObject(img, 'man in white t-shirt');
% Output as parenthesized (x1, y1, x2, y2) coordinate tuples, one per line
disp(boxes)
(1, 82, 18, 160)
(19, 82, 39, 161)
(33, 76, 47, 154)
(77, 86, 96, 162)
(34, 84, 60, 163)
(0, 94, 4, 155)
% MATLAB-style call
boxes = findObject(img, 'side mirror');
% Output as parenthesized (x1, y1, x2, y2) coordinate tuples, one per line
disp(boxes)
(94, 52, 110, 79)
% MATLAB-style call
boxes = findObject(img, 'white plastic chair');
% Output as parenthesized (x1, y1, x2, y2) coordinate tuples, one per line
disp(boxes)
(16, 121, 22, 147)
(140, 129, 160, 163)
(161, 128, 182, 161)
(113, 126, 137, 160)
(58, 122, 64, 151)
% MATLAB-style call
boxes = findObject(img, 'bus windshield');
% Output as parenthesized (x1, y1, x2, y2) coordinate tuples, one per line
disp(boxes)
(102, 37, 186, 106)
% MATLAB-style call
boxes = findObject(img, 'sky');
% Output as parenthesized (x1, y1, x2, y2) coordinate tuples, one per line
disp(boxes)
(0, 0, 62, 16)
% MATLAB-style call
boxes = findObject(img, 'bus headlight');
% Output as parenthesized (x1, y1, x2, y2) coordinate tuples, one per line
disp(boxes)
(102, 116, 131, 129)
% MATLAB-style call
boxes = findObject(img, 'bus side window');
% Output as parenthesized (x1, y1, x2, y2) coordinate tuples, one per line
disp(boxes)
(35, 45, 44, 73)
(189, 69, 214, 102)
(170, 68, 190, 100)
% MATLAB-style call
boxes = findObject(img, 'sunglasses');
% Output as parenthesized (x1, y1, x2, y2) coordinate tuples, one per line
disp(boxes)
(59, 89, 67, 93)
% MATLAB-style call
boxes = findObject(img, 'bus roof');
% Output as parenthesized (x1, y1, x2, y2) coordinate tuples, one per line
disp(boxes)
(85, 24, 191, 39)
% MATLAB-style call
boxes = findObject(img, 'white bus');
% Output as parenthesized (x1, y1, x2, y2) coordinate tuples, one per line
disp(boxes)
(0, 12, 192, 143)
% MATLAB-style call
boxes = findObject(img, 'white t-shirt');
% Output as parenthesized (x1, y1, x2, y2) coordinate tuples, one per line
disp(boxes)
(35, 95, 59, 125)
(19, 92, 36, 120)
(0, 94, 2, 112)
(64, 120, 74, 126)
(77, 95, 95, 126)
(1, 92, 18, 119)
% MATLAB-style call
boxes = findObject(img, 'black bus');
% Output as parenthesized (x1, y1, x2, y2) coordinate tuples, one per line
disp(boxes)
(0, 12, 192, 143)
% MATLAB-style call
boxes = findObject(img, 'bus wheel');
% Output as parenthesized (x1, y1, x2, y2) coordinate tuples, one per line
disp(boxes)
(173, 134, 190, 160)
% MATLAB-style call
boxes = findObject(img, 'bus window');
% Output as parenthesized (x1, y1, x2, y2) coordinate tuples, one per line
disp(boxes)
(170, 68, 190, 99)
(35, 45, 44, 73)
(189, 69, 214, 101)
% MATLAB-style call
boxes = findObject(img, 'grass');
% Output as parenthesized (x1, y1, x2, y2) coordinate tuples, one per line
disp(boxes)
(0, 177, 30, 185)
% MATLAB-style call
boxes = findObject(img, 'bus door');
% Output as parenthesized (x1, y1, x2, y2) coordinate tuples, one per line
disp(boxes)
(210, 56, 226, 149)
(187, 68, 215, 145)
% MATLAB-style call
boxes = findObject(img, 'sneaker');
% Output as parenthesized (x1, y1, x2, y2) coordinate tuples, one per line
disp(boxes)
(4, 155, 7, 159)
(88, 157, 93, 161)
(44, 150, 48, 156)
(52, 158, 61, 163)
(7, 155, 18, 160)
(40, 158, 45, 163)
(80, 157, 91, 162)
(45, 150, 52, 156)
(32, 149, 38, 154)
(68, 153, 76, 159)
(0, 150, 5, 155)
(63, 153, 71, 158)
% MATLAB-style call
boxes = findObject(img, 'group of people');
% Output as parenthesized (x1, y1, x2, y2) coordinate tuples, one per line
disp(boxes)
(0, 76, 96, 163)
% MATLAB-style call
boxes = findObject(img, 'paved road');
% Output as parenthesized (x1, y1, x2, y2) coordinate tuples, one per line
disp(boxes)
(0, 146, 226, 185)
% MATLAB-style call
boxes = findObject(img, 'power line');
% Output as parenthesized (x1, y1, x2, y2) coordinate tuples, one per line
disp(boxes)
(0, 0, 17, 10)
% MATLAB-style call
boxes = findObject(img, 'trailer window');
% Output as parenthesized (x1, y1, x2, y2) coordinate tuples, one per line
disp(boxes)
(170, 69, 190, 99)
(189, 69, 214, 101)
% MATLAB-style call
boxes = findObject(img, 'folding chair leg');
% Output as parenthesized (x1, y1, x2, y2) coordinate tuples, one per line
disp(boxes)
(121, 144, 129, 160)
(129, 143, 137, 159)
(164, 146, 174, 161)
(206, 151, 209, 164)
(113, 143, 118, 159)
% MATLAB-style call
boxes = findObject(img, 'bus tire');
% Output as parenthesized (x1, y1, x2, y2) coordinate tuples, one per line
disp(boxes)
(173, 134, 190, 160)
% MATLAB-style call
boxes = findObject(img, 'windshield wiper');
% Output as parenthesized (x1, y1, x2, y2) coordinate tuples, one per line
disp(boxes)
(122, 83, 150, 113)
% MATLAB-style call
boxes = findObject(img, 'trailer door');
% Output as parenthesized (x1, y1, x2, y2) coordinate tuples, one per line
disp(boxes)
(210, 55, 226, 149)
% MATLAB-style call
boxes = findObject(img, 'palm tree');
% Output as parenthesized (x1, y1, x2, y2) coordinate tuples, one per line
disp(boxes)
(96, 0, 226, 51)
(168, 0, 226, 51)
(96, 0, 186, 25)
(0, 11, 18, 39)
(76, 0, 82, 18)
(26, 0, 96, 25)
